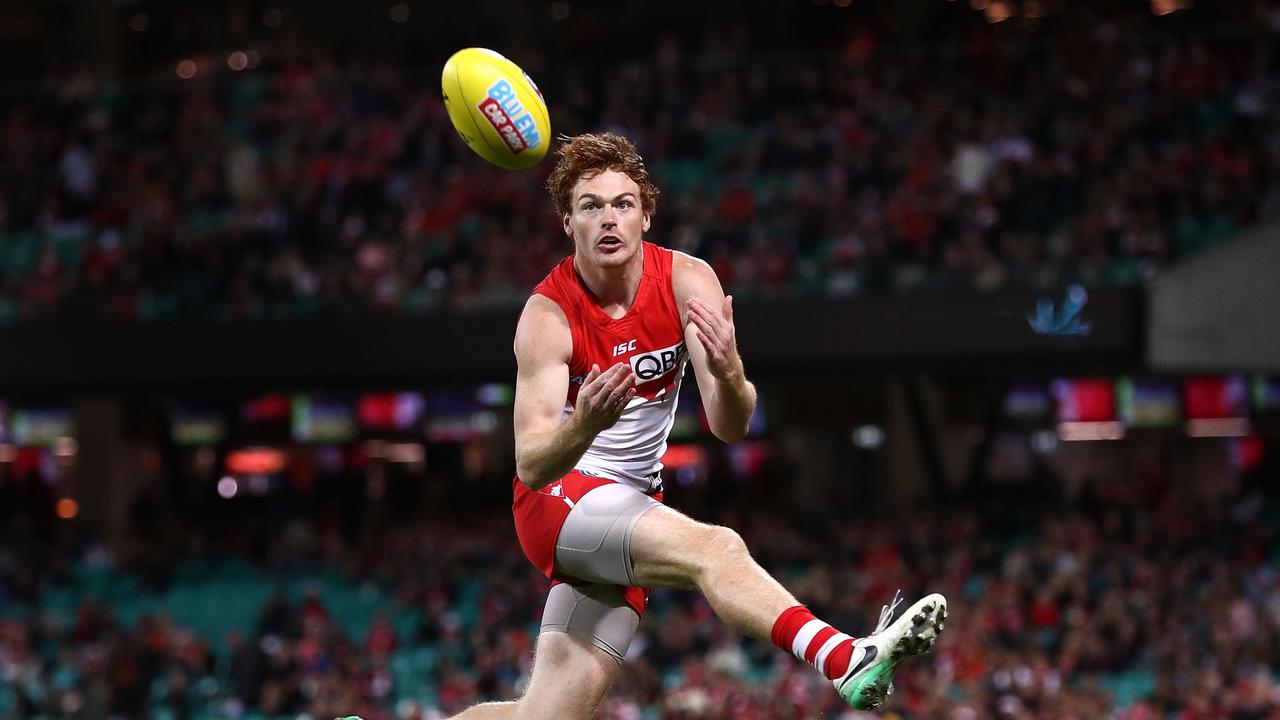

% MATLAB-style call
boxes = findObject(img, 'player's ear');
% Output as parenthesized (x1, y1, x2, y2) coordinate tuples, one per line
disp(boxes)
(642, 212, 651, 233)
(563, 213, 573, 238)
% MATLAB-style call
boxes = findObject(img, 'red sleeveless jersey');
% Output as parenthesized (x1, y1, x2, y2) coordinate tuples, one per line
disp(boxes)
(528, 241, 688, 491)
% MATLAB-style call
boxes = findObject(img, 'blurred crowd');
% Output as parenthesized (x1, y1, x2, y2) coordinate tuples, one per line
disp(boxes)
(0, 1, 1277, 322)
(3, 450, 1280, 719)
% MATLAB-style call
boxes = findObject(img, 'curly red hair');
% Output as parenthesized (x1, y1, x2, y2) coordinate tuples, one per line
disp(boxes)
(546, 133, 660, 218)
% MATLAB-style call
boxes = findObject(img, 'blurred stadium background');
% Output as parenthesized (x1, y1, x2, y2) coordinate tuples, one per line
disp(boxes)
(2, 0, 1280, 718)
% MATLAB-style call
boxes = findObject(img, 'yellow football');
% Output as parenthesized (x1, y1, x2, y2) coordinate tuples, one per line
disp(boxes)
(441, 48, 550, 170)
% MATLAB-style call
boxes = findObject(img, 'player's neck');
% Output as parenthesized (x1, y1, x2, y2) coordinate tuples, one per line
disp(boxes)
(574, 245, 644, 315)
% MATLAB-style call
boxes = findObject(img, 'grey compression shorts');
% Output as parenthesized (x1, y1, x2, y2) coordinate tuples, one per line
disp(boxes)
(540, 482, 660, 663)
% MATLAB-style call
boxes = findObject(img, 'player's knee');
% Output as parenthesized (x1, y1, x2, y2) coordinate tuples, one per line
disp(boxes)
(703, 524, 749, 564)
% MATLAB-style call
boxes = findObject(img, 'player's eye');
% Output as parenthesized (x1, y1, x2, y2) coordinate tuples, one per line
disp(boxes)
(616, 200, 632, 210)
(582, 202, 598, 211)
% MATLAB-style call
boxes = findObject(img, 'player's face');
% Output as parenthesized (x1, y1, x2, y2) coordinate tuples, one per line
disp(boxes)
(564, 170, 651, 270)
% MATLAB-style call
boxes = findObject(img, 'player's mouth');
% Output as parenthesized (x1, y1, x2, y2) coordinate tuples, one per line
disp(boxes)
(597, 235, 624, 252)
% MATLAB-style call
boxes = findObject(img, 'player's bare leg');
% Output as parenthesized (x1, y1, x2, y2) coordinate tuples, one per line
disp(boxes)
(629, 504, 947, 711)
(629, 505, 797, 637)
(446, 631, 622, 720)
(446, 703, 515, 719)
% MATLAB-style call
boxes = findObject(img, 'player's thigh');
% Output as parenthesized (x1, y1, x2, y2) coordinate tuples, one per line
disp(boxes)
(554, 481, 660, 587)
(629, 504, 743, 589)
(518, 629, 622, 720)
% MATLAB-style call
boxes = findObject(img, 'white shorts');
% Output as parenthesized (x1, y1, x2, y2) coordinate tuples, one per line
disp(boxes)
(539, 482, 660, 663)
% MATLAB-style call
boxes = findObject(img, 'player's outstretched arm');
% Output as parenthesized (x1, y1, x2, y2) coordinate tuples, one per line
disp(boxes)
(672, 252, 757, 443)
(513, 295, 637, 490)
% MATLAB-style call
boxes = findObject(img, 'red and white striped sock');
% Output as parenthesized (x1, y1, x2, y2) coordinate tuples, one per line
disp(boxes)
(770, 605, 858, 681)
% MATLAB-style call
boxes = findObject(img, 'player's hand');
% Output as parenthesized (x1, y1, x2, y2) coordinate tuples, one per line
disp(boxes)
(688, 295, 744, 383)
(575, 362, 636, 434)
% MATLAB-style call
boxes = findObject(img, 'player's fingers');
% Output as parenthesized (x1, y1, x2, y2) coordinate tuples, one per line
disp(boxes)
(596, 368, 627, 404)
(578, 384, 602, 408)
(610, 384, 635, 409)
(690, 300, 724, 330)
(606, 378, 634, 408)
(602, 364, 632, 391)
(588, 363, 624, 391)
(698, 320, 726, 352)
(724, 295, 733, 322)
(688, 297, 720, 327)
(617, 367, 636, 389)
(689, 310, 720, 342)
(696, 331, 721, 358)
(616, 387, 637, 409)
(583, 366, 620, 405)
(606, 368, 632, 397)
(585, 364, 602, 385)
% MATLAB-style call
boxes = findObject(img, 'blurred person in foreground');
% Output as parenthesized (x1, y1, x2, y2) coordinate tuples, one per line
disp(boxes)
(371, 133, 947, 720)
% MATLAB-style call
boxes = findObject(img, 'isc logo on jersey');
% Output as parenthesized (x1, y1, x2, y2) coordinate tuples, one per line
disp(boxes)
(629, 341, 686, 382)
(477, 79, 543, 155)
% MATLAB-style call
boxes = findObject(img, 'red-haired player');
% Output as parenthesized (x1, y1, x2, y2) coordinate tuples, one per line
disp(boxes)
(450, 133, 947, 719)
